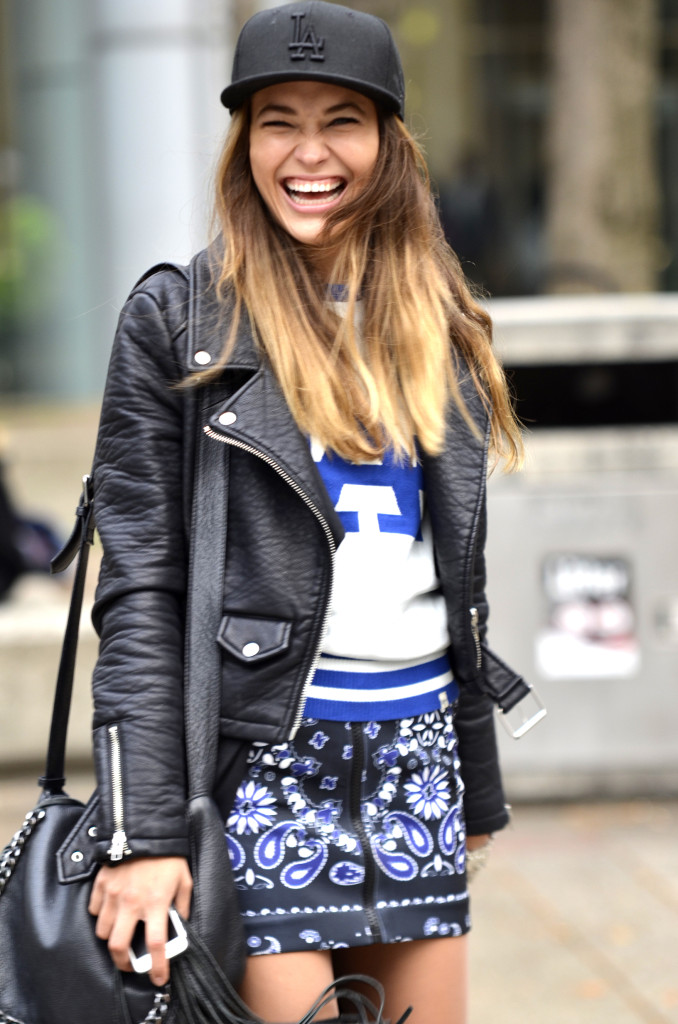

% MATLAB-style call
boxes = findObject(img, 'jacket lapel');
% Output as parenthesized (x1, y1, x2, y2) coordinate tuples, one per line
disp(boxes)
(186, 248, 344, 547)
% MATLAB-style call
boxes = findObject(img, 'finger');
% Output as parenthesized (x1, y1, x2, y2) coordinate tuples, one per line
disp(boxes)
(90, 866, 124, 933)
(93, 898, 118, 942)
(144, 913, 169, 987)
(89, 863, 122, 917)
(174, 870, 193, 921)
(88, 876, 103, 916)
(107, 915, 139, 974)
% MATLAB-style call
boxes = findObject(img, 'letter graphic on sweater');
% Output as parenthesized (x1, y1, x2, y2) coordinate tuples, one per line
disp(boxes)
(335, 484, 400, 534)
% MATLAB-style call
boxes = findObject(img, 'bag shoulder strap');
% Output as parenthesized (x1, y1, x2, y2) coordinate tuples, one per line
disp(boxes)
(39, 476, 95, 794)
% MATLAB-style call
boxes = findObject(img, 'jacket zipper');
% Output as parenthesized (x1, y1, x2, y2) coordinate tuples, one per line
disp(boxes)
(107, 725, 132, 861)
(203, 425, 336, 739)
(350, 722, 383, 943)
(469, 606, 482, 670)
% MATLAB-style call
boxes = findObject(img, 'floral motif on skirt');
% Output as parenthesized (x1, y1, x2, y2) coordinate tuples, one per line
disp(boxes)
(224, 708, 470, 955)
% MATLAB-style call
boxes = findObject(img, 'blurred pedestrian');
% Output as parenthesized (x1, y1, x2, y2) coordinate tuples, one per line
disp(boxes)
(0, 452, 61, 599)
(86, 4, 527, 1023)
(0, 460, 24, 600)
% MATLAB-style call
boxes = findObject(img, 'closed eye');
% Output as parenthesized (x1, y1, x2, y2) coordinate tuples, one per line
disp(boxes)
(260, 118, 295, 129)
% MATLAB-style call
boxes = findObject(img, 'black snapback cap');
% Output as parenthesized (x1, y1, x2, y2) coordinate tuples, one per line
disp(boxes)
(221, 1, 405, 118)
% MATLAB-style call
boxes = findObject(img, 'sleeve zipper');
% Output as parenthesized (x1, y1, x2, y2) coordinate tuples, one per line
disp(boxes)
(470, 606, 482, 671)
(107, 724, 132, 862)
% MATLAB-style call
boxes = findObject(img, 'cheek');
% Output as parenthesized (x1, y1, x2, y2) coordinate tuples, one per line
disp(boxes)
(355, 146, 379, 187)
(249, 141, 280, 200)
(354, 133, 380, 181)
(249, 153, 265, 194)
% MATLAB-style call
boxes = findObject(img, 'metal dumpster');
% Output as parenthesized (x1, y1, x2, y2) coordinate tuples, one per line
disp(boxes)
(485, 294, 678, 799)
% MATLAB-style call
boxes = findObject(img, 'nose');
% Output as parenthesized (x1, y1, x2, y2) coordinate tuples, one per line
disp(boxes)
(294, 131, 330, 166)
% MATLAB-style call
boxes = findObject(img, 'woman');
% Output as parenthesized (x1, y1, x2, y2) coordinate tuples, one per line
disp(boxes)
(88, 4, 531, 1023)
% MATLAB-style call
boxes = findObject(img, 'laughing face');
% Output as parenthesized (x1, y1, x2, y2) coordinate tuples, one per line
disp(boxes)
(248, 80, 380, 250)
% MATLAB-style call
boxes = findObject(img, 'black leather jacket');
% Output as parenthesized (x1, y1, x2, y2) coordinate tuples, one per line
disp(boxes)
(90, 248, 526, 865)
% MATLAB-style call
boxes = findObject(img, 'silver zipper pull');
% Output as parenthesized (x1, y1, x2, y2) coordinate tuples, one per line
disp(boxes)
(107, 829, 130, 862)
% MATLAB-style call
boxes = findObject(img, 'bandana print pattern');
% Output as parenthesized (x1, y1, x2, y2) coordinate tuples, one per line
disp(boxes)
(224, 708, 469, 955)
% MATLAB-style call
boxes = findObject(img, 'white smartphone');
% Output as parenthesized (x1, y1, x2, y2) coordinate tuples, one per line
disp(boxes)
(128, 907, 188, 974)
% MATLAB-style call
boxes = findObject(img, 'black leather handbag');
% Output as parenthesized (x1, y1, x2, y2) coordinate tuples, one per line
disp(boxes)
(0, 451, 246, 1024)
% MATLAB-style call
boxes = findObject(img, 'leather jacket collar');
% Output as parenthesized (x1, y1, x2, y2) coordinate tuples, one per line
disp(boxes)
(185, 247, 345, 549)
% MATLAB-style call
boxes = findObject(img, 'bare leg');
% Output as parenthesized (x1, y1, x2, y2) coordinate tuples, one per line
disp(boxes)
(238, 949, 338, 1023)
(333, 935, 469, 1024)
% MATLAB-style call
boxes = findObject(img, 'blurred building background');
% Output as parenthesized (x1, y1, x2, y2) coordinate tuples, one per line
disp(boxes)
(1, 0, 677, 796)
(2, 0, 677, 398)
(0, 0, 231, 396)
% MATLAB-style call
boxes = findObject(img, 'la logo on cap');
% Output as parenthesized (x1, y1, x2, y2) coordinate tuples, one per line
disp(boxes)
(288, 12, 325, 61)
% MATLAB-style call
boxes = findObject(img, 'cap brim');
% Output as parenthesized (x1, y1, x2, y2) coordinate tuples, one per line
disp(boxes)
(220, 72, 402, 117)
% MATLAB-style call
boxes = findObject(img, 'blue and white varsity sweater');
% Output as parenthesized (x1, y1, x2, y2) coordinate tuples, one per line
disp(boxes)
(303, 439, 458, 721)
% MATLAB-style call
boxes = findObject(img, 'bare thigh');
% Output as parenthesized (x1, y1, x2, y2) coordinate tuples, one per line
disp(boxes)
(238, 949, 338, 1023)
(333, 935, 469, 1024)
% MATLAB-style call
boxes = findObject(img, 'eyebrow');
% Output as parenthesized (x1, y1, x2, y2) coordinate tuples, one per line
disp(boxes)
(253, 101, 367, 120)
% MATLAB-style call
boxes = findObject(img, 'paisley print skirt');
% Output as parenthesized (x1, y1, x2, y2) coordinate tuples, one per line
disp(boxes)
(224, 708, 470, 956)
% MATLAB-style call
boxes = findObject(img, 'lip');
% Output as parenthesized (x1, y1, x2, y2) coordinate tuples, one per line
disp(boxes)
(280, 176, 348, 211)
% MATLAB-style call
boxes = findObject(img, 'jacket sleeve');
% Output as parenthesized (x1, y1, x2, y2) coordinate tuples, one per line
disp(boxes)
(90, 269, 191, 863)
(455, 485, 511, 836)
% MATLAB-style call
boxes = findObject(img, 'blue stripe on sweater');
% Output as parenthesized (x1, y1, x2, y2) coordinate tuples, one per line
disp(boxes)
(303, 655, 459, 722)
(313, 654, 451, 691)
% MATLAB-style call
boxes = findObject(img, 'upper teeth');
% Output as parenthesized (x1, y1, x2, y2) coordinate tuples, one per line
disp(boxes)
(287, 181, 339, 193)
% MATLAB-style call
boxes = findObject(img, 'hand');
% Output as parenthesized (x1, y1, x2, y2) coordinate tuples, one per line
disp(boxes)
(466, 833, 492, 852)
(465, 832, 494, 882)
(88, 856, 193, 986)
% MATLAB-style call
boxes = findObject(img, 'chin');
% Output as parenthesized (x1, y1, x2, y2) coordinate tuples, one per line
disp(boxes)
(284, 221, 326, 247)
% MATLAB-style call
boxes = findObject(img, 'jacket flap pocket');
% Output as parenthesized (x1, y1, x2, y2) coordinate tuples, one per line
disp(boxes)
(217, 614, 291, 663)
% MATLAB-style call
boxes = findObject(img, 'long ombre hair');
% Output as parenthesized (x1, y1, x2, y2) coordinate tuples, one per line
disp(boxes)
(202, 103, 522, 468)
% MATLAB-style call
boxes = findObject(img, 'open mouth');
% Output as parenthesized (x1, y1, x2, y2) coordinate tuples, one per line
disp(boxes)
(283, 178, 347, 206)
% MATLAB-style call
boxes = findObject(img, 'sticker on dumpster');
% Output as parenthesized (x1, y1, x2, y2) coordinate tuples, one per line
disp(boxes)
(536, 554, 640, 679)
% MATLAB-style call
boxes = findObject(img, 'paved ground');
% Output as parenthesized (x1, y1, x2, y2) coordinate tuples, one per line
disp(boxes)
(1, 773, 676, 1024)
(470, 799, 678, 1024)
